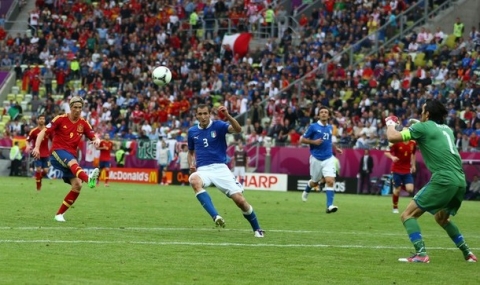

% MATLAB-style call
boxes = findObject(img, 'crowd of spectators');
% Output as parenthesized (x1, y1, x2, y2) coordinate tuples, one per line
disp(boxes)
(0, 0, 479, 153)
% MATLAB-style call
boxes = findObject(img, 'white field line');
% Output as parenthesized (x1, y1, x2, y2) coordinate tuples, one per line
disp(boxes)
(0, 226, 479, 239)
(0, 239, 478, 250)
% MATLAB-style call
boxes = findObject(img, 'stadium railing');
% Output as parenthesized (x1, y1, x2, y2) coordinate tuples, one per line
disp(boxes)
(177, 16, 302, 41)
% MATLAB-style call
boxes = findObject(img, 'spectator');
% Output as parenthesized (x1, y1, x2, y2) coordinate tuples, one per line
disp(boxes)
(466, 175, 480, 200)
(358, 149, 374, 194)
(469, 132, 479, 151)
(0, 13, 5, 28)
(453, 17, 465, 42)
(9, 141, 22, 176)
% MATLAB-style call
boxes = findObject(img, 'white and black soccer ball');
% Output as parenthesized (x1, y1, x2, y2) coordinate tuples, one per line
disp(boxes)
(152, 66, 172, 86)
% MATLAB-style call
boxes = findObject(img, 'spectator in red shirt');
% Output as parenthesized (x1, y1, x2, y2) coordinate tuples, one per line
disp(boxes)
(469, 133, 479, 150)
(30, 75, 42, 96)
(288, 129, 301, 145)
(55, 68, 66, 94)
(131, 105, 145, 133)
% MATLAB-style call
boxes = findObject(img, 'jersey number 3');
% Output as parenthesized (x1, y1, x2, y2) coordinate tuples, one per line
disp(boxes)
(203, 138, 209, 148)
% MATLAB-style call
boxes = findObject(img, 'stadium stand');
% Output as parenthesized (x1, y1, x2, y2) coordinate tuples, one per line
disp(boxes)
(0, 0, 479, 152)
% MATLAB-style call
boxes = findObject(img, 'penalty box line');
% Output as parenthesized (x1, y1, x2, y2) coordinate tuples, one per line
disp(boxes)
(0, 239, 478, 250)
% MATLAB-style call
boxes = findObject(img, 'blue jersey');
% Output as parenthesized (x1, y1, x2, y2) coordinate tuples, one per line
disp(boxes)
(303, 121, 333, 161)
(188, 120, 229, 168)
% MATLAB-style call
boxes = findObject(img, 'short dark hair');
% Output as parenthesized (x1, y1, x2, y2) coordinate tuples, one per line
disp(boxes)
(37, 114, 45, 119)
(424, 99, 448, 124)
(196, 104, 211, 113)
(318, 106, 332, 117)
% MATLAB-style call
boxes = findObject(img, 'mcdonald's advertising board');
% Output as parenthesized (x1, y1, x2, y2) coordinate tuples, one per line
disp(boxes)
(98, 168, 158, 184)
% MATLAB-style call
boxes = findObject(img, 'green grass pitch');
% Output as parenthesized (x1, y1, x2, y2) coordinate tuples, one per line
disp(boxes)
(0, 177, 478, 285)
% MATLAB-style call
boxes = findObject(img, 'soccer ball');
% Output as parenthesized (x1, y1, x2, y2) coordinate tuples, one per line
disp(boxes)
(152, 66, 172, 86)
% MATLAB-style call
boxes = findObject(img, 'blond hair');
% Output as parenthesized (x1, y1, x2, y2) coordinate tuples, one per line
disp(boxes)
(69, 96, 84, 107)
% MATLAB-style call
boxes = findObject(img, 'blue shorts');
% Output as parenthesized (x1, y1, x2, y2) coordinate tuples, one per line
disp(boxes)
(99, 161, 111, 169)
(34, 157, 49, 168)
(392, 173, 414, 188)
(50, 150, 76, 184)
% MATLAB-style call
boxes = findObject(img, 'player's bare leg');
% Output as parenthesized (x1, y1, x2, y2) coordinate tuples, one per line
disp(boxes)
(189, 173, 224, 227)
(104, 167, 110, 187)
(392, 186, 401, 214)
(393, 183, 414, 214)
(302, 180, 318, 202)
(54, 178, 83, 222)
(435, 210, 477, 262)
(231, 193, 264, 237)
(324, 177, 338, 213)
(161, 169, 168, 185)
(66, 159, 99, 188)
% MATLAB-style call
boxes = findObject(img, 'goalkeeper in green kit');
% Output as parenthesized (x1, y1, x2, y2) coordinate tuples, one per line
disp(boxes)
(386, 99, 477, 263)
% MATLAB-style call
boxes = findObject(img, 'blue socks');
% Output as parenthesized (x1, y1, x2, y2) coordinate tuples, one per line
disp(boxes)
(304, 181, 312, 193)
(243, 205, 261, 231)
(196, 190, 219, 219)
(324, 187, 334, 207)
(197, 190, 261, 231)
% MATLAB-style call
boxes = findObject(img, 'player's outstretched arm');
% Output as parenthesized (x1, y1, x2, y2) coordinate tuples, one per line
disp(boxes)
(218, 106, 241, 133)
(410, 152, 417, 173)
(386, 116, 405, 143)
(91, 136, 101, 148)
(384, 150, 399, 162)
(187, 149, 196, 173)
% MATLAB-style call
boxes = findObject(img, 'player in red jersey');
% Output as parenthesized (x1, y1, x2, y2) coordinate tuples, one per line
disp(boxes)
(32, 96, 101, 222)
(97, 133, 114, 187)
(26, 114, 50, 191)
(385, 137, 417, 213)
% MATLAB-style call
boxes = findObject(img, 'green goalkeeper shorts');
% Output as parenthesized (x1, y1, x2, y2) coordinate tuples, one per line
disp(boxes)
(414, 175, 466, 216)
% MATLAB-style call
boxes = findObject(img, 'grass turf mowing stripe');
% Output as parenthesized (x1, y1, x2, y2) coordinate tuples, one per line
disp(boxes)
(0, 239, 479, 250)
(1, 226, 479, 239)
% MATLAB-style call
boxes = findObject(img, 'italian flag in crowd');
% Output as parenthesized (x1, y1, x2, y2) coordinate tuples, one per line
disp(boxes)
(121, 140, 136, 156)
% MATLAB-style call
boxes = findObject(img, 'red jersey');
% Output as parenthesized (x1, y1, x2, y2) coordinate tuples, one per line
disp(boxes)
(27, 127, 50, 158)
(99, 140, 114, 162)
(45, 114, 96, 157)
(131, 110, 144, 124)
(389, 141, 416, 174)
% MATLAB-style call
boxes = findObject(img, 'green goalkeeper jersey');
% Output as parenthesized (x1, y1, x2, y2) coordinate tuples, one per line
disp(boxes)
(405, 120, 465, 184)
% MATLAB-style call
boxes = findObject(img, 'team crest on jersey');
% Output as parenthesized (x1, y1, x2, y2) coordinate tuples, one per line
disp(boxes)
(77, 124, 84, 133)
(211, 131, 216, 138)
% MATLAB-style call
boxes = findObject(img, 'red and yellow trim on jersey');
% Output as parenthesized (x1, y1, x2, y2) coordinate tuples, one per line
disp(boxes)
(80, 117, 93, 130)
(28, 127, 39, 137)
(51, 114, 67, 123)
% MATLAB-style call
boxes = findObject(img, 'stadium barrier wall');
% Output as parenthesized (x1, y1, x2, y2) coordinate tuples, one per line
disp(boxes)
(287, 176, 358, 194)
(45, 166, 159, 184)
(3, 136, 480, 188)
(165, 170, 288, 192)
